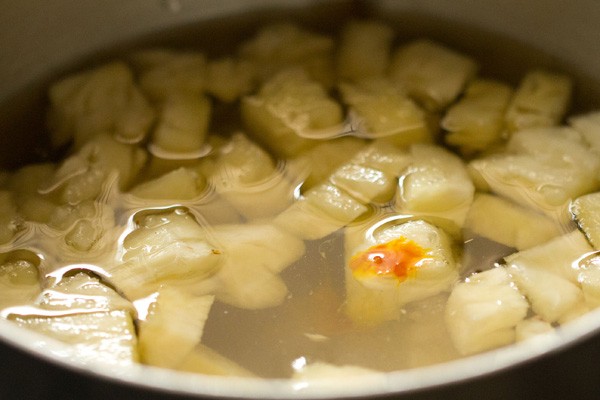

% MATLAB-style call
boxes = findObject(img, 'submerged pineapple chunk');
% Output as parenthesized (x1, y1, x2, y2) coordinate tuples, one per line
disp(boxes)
(339, 78, 431, 145)
(336, 20, 394, 81)
(47, 61, 155, 148)
(442, 79, 513, 154)
(469, 127, 600, 216)
(569, 111, 600, 156)
(389, 39, 478, 111)
(177, 344, 255, 377)
(208, 223, 305, 309)
(465, 194, 564, 250)
(505, 70, 572, 134)
(275, 182, 368, 240)
(129, 167, 207, 200)
(0, 191, 23, 244)
(130, 49, 207, 101)
(205, 57, 257, 102)
(240, 23, 335, 86)
(445, 267, 529, 355)
(345, 219, 458, 325)
(0, 251, 41, 310)
(137, 288, 214, 368)
(504, 230, 592, 322)
(241, 68, 343, 158)
(150, 93, 211, 157)
(570, 191, 600, 249)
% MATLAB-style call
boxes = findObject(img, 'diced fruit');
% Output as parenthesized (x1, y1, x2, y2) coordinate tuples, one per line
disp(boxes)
(205, 57, 257, 102)
(47, 61, 155, 148)
(130, 167, 207, 200)
(0, 251, 41, 310)
(241, 68, 343, 158)
(445, 267, 529, 355)
(515, 317, 555, 342)
(570, 192, 600, 249)
(336, 20, 394, 81)
(137, 288, 214, 368)
(339, 78, 431, 145)
(465, 193, 564, 250)
(389, 39, 478, 111)
(504, 70, 572, 134)
(275, 183, 368, 240)
(345, 219, 458, 325)
(442, 79, 513, 154)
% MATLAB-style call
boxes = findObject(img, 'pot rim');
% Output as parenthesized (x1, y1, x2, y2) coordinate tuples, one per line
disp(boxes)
(2, 305, 600, 399)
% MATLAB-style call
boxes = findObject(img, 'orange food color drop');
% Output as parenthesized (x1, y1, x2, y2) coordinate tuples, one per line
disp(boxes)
(349, 237, 427, 282)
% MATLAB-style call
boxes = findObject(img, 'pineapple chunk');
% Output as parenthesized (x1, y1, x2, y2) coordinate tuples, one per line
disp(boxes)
(130, 48, 207, 101)
(570, 191, 600, 249)
(205, 57, 257, 102)
(345, 219, 458, 325)
(442, 79, 513, 154)
(129, 167, 207, 200)
(9, 310, 138, 366)
(109, 208, 223, 299)
(339, 78, 431, 145)
(515, 317, 555, 342)
(0, 251, 41, 310)
(336, 20, 394, 81)
(44, 134, 148, 204)
(7, 163, 58, 223)
(445, 267, 529, 355)
(504, 230, 592, 322)
(574, 252, 600, 308)
(137, 288, 214, 368)
(241, 68, 343, 158)
(569, 111, 600, 157)
(150, 93, 211, 157)
(287, 137, 365, 191)
(395, 144, 474, 227)
(469, 127, 600, 215)
(239, 23, 335, 86)
(504, 70, 572, 134)
(275, 183, 368, 240)
(208, 223, 305, 309)
(47, 61, 155, 148)
(465, 194, 564, 250)
(207, 133, 296, 219)
(389, 39, 478, 111)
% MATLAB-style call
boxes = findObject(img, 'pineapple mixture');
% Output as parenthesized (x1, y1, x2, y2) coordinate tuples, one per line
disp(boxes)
(1, 20, 600, 379)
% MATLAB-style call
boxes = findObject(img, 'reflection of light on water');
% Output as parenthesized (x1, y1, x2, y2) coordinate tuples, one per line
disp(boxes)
(291, 356, 307, 372)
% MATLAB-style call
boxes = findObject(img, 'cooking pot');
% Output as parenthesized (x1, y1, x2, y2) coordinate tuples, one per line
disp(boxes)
(1, 0, 600, 399)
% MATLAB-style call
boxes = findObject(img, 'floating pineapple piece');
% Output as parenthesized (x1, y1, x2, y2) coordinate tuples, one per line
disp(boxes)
(275, 183, 368, 240)
(239, 23, 335, 86)
(207, 133, 297, 219)
(43, 133, 148, 204)
(47, 61, 155, 148)
(339, 78, 431, 145)
(445, 267, 529, 355)
(109, 208, 223, 299)
(0, 250, 41, 310)
(504, 70, 572, 134)
(241, 68, 343, 158)
(442, 79, 513, 154)
(129, 167, 207, 201)
(576, 252, 600, 308)
(515, 317, 555, 342)
(504, 230, 592, 322)
(569, 111, 600, 157)
(395, 144, 474, 228)
(137, 288, 214, 369)
(336, 20, 394, 81)
(345, 219, 458, 325)
(465, 193, 564, 250)
(150, 93, 211, 158)
(9, 310, 138, 366)
(389, 39, 478, 111)
(209, 223, 305, 309)
(469, 127, 600, 217)
(130, 48, 207, 101)
(7, 163, 57, 224)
